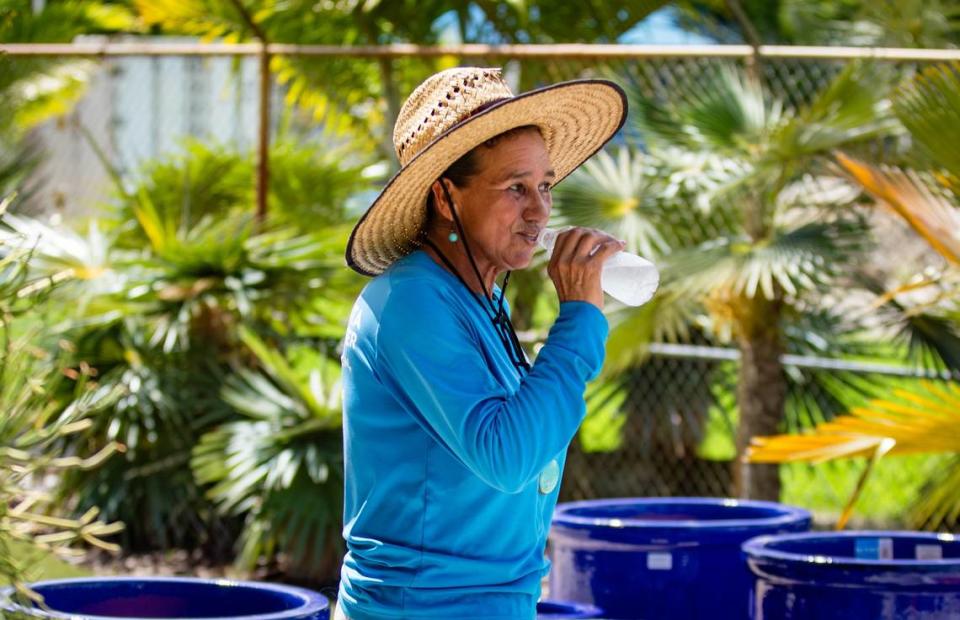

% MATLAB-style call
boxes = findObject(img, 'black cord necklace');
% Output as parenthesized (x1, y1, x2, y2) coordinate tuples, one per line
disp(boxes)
(420, 182, 531, 378)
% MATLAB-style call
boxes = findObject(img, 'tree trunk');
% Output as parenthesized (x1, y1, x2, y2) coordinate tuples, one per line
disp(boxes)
(733, 295, 785, 500)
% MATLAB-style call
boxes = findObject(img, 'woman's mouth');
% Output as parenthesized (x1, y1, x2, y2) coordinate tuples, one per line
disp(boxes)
(517, 231, 539, 245)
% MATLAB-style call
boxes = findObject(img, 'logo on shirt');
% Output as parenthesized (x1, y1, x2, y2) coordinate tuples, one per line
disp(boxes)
(538, 459, 560, 494)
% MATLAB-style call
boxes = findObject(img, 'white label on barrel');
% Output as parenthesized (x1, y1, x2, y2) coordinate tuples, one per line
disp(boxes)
(856, 537, 893, 559)
(878, 538, 893, 560)
(915, 544, 942, 560)
(647, 552, 672, 570)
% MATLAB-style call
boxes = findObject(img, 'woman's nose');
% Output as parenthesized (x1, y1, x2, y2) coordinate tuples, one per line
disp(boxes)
(526, 191, 551, 220)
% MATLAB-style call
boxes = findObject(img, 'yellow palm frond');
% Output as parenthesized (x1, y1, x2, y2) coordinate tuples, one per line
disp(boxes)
(836, 153, 960, 265)
(747, 380, 960, 464)
(748, 380, 960, 529)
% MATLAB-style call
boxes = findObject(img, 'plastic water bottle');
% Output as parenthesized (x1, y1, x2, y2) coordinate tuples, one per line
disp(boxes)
(537, 227, 660, 307)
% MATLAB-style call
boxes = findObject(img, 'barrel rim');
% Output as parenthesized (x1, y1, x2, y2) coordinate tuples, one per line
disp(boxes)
(0, 576, 330, 620)
(536, 598, 604, 617)
(552, 497, 812, 531)
(742, 530, 960, 569)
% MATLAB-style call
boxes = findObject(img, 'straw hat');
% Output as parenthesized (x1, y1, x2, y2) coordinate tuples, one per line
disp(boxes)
(345, 66, 627, 276)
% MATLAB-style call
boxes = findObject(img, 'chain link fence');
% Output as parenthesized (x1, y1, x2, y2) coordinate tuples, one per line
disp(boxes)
(6, 41, 958, 531)
(16, 42, 948, 218)
(561, 345, 954, 530)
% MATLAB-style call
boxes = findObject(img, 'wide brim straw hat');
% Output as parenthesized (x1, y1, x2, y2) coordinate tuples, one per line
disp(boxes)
(346, 66, 627, 277)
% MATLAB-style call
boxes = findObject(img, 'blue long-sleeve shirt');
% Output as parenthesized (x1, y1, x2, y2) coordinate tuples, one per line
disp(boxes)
(338, 250, 608, 619)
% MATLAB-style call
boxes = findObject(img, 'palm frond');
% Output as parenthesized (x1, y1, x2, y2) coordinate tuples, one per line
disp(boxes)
(652, 146, 752, 218)
(748, 380, 960, 463)
(0, 1, 134, 44)
(0, 213, 117, 295)
(236, 327, 342, 419)
(858, 0, 960, 49)
(775, 174, 862, 212)
(0, 2, 132, 134)
(50, 298, 237, 551)
(631, 65, 782, 154)
(0, 342, 125, 582)
(136, 0, 249, 40)
(580, 375, 629, 452)
(911, 454, 960, 530)
(894, 63, 960, 183)
(783, 0, 960, 48)
(602, 290, 704, 373)
(626, 61, 895, 227)
(192, 333, 343, 577)
(236, 470, 342, 579)
(836, 154, 960, 265)
(773, 62, 896, 160)
(666, 217, 868, 301)
(875, 293, 960, 373)
(4, 60, 97, 130)
(748, 377, 960, 528)
(552, 148, 671, 259)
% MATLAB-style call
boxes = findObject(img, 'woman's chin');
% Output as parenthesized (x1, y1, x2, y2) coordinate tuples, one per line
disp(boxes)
(506, 249, 536, 271)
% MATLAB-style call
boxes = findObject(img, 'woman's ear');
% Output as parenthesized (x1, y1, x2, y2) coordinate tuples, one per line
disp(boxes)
(430, 179, 454, 221)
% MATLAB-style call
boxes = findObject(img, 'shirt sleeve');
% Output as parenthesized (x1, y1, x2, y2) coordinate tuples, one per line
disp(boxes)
(377, 280, 608, 494)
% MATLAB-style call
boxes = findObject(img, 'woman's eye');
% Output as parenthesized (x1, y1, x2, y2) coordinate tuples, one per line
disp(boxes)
(539, 183, 552, 193)
(509, 184, 525, 195)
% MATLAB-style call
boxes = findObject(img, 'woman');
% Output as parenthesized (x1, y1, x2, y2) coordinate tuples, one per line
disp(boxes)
(339, 67, 627, 619)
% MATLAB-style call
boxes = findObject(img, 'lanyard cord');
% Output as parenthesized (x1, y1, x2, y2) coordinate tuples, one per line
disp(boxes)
(419, 182, 531, 376)
(421, 236, 530, 377)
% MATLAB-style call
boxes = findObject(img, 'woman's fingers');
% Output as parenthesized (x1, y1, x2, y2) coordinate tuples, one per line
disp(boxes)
(554, 228, 618, 260)
(547, 227, 625, 309)
(592, 237, 625, 263)
(550, 227, 585, 263)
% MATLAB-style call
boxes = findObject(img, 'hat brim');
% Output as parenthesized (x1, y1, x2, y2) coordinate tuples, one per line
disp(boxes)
(346, 79, 627, 277)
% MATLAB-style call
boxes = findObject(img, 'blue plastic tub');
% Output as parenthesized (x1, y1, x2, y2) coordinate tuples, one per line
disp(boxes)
(537, 599, 603, 618)
(0, 577, 330, 619)
(549, 497, 811, 619)
(743, 530, 960, 619)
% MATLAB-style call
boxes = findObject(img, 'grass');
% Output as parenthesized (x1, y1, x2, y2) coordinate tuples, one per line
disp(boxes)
(781, 454, 946, 527)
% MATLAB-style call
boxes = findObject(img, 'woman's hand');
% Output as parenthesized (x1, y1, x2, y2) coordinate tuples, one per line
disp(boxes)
(547, 227, 625, 310)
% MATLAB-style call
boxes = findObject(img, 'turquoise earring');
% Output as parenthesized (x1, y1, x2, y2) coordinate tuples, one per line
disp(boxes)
(448, 225, 458, 243)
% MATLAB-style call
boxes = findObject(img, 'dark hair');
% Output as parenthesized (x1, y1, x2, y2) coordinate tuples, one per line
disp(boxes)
(423, 125, 542, 229)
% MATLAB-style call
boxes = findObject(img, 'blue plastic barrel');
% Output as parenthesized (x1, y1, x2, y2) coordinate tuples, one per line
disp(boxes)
(743, 530, 960, 619)
(549, 497, 811, 620)
(537, 599, 604, 618)
(0, 577, 330, 619)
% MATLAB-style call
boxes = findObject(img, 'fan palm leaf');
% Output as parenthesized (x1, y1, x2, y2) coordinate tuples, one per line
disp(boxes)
(869, 281, 960, 374)
(574, 61, 897, 499)
(134, 0, 247, 40)
(772, 63, 896, 161)
(893, 64, 960, 184)
(748, 380, 960, 528)
(0, 213, 115, 290)
(837, 155, 960, 265)
(835, 63, 960, 374)
(56, 342, 234, 551)
(552, 148, 670, 259)
(665, 217, 867, 303)
(748, 381, 960, 463)
(601, 290, 706, 373)
(192, 328, 342, 577)
(759, 60, 960, 526)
